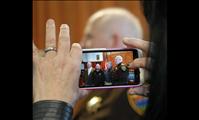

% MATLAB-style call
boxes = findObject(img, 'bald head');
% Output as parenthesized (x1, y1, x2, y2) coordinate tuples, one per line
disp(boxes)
(115, 55, 123, 65)
(83, 8, 143, 48)
(106, 62, 112, 69)
(95, 64, 101, 71)
(87, 62, 92, 68)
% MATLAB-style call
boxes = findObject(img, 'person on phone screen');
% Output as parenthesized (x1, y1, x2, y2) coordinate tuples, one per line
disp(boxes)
(92, 64, 105, 86)
(84, 62, 95, 86)
(104, 61, 113, 85)
(112, 55, 129, 85)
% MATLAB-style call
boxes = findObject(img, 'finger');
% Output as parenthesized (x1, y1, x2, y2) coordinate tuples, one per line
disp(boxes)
(129, 57, 151, 69)
(70, 43, 82, 61)
(57, 24, 70, 56)
(123, 37, 149, 54)
(45, 19, 57, 57)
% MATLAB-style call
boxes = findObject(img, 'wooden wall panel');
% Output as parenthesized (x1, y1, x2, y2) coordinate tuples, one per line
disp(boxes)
(33, 1, 149, 49)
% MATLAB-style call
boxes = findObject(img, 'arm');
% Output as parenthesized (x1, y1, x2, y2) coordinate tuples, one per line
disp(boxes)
(33, 19, 87, 120)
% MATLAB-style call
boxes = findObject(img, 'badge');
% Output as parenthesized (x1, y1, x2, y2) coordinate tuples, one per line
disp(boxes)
(121, 66, 126, 71)
(127, 94, 148, 116)
(87, 96, 102, 113)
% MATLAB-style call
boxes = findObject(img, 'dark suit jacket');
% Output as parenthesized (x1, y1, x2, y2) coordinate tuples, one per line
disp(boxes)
(83, 68, 95, 85)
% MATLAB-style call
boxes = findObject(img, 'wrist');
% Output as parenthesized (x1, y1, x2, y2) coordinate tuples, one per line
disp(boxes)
(33, 100, 73, 120)
(33, 96, 77, 107)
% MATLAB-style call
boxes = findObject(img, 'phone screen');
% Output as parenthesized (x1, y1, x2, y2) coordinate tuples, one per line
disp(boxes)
(79, 48, 140, 89)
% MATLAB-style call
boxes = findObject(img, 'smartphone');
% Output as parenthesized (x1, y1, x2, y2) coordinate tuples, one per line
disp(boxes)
(79, 48, 142, 89)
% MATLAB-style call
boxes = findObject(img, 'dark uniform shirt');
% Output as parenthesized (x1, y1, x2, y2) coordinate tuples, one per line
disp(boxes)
(92, 69, 105, 86)
(112, 63, 129, 85)
(104, 68, 113, 83)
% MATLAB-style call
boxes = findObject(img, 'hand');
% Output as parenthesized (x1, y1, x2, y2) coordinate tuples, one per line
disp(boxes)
(123, 37, 152, 95)
(33, 19, 87, 106)
(127, 84, 150, 96)
(123, 37, 151, 69)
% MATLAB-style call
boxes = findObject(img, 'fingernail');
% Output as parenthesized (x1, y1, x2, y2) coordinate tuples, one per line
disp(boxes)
(72, 43, 81, 48)
(123, 38, 129, 43)
(59, 24, 69, 38)
(60, 24, 69, 29)
(46, 19, 55, 27)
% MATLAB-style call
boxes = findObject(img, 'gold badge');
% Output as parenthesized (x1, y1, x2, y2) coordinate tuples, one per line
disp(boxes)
(121, 66, 126, 71)
(87, 96, 102, 113)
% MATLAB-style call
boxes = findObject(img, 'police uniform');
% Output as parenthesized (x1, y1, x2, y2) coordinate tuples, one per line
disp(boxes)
(112, 63, 129, 85)
(73, 89, 141, 120)
(104, 68, 113, 84)
(92, 69, 105, 86)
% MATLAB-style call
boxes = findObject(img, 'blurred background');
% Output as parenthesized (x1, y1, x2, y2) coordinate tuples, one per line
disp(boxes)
(33, 1, 149, 49)
(33, 1, 150, 117)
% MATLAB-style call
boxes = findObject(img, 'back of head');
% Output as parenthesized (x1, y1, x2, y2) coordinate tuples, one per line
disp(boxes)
(95, 64, 101, 70)
(87, 62, 92, 68)
(83, 7, 143, 48)
(115, 55, 123, 65)
(86, 8, 143, 39)
(107, 61, 112, 68)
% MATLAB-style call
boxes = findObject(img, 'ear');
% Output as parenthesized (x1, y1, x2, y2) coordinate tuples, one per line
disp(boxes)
(111, 33, 120, 48)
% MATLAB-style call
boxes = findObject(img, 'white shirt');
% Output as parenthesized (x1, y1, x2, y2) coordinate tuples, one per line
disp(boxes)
(88, 67, 92, 75)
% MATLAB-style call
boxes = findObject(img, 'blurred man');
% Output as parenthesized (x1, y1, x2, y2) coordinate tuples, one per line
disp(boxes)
(112, 55, 129, 85)
(81, 8, 143, 49)
(74, 8, 143, 120)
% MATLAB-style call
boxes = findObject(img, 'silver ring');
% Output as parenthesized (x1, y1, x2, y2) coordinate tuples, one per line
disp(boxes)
(44, 47, 57, 53)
